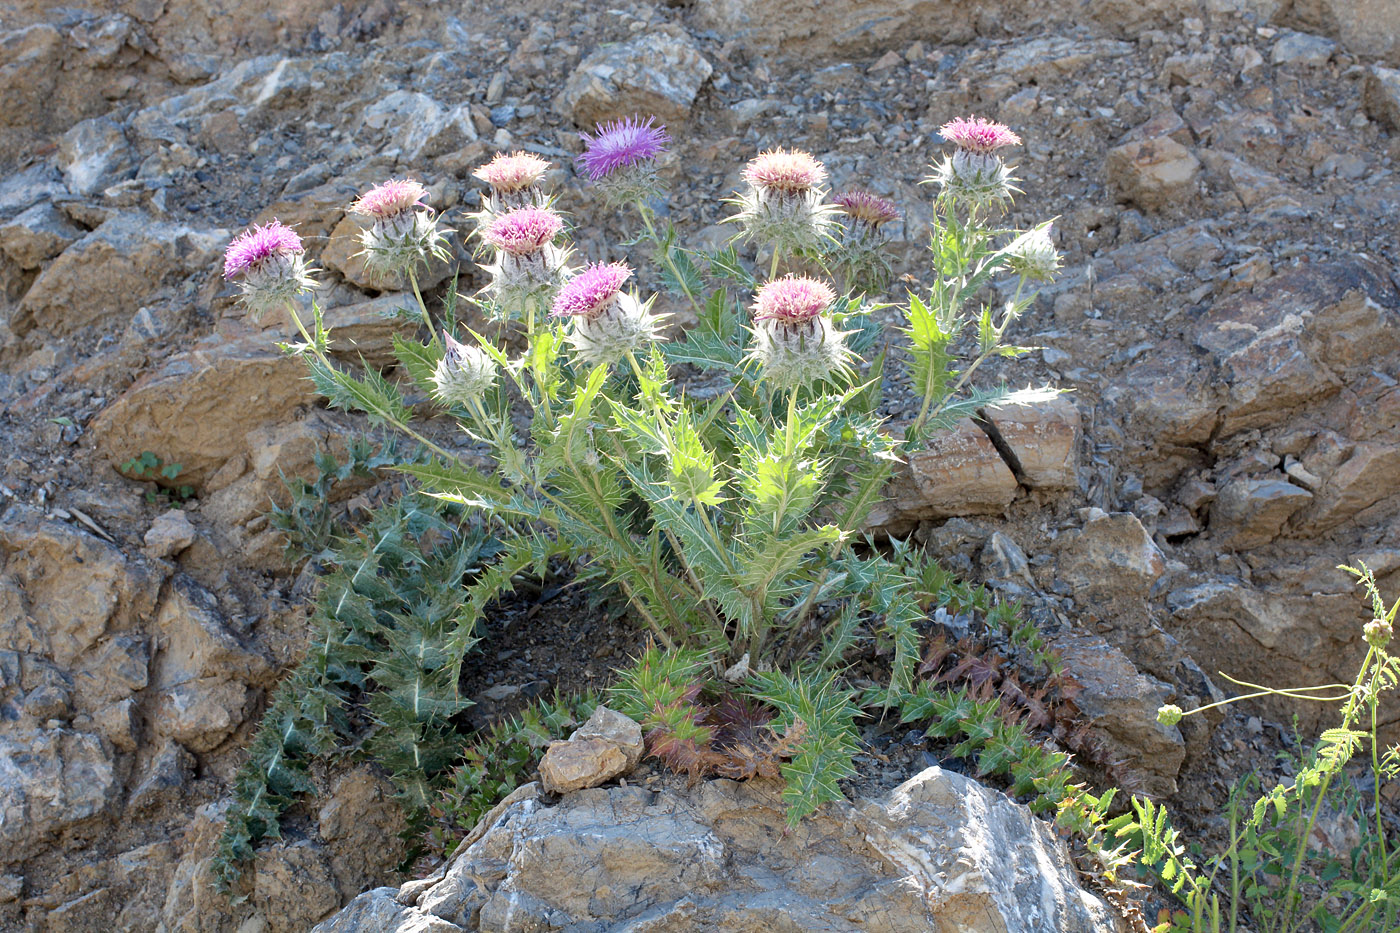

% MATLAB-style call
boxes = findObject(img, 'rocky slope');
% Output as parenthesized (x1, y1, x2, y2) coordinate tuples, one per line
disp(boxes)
(2, 0, 1399, 929)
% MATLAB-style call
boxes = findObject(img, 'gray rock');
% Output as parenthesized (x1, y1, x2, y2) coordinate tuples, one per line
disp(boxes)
(0, 201, 81, 268)
(363, 91, 478, 160)
(57, 115, 135, 196)
(1209, 477, 1312, 549)
(1052, 632, 1185, 797)
(0, 728, 117, 856)
(568, 704, 644, 768)
(313, 888, 459, 933)
(1270, 31, 1336, 66)
(317, 769, 1116, 932)
(994, 37, 1134, 84)
(559, 29, 712, 129)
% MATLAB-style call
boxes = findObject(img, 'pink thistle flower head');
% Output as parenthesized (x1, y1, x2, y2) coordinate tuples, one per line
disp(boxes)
(742, 148, 827, 194)
(349, 178, 429, 219)
(833, 190, 900, 228)
(223, 221, 304, 279)
(551, 262, 633, 320)
(474, 151, 552, 193)
(576, 115, 670, 181)
(752, 276, 836, 323)
(938, 116, 1021, 154)
(484, 207, 564, 255)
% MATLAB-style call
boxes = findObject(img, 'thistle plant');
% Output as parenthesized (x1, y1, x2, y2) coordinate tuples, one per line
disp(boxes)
(218, 114, 1061, 851)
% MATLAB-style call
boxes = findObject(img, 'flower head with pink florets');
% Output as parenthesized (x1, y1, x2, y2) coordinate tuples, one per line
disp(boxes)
(578, 115, 669, 177)
(223, 220, 317, 319)
(832, 191, 900, 293)
(474, 152, 552, 210)
(349, 179, 428, 219)
(577, 116, 670, 209)
(349, 178, 450, 283)
(752, 276, 835, 323)
(485, 207, 564, 256)
(551, 262, 665, 365)
(746, 276, 852, 388)
(926, 115, 1022, 211)
(479, 206, 571, 319)
(938, 117, 1022, 154)
(726, 148, 837, 256)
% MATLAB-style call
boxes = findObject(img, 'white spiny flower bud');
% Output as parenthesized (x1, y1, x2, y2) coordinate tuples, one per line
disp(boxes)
(433, 331, 496, 407)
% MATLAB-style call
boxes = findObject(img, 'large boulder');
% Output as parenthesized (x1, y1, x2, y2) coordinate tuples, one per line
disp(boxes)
(11, 212, 226, 338)
(315, 769, 1117, 932)
(89, 333, 317, 487)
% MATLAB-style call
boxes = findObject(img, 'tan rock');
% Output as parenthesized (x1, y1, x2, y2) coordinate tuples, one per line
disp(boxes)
(1166, 582, 1362, 732)
(1106, 136, 1201, 210)
(0, 504, 163, 670)
(12, 212, 225, 337)
(539, 737, 630, 795)
(1286, 0, 1400, 66)
(983, 394, 1080, 490)
(319, 213, 455, 292)
(1364, 65, 1400, 130)
(90, 333, 316, 487)
(1195, 260, 1395, 437)
(1056, 511, 1164, 599)
(869, 418, 1018, 532)
(323, 295, 422, 367)
(251, 840, 343, 933)
(1293, 443, 1400, 534)
(143, 509, 197, 559)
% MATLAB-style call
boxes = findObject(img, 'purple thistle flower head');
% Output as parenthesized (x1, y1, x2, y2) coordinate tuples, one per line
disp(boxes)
(223, 221, 304, 279)
(742, 149, 827, 194)
(485, 207, 564, 255)
(833, 190, 900, 228)
(752, 276, 835, 323)
(938, 116, 1021, 154)
(474, 152, 552, 193)
(576, 115, 670, 181)
(349, 178, 429, 219)
(551, 262, 633, 320)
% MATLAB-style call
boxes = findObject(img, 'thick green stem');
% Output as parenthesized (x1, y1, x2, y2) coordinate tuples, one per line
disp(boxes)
(408, 267, 438, 347)
(639, 204, 699, 310)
